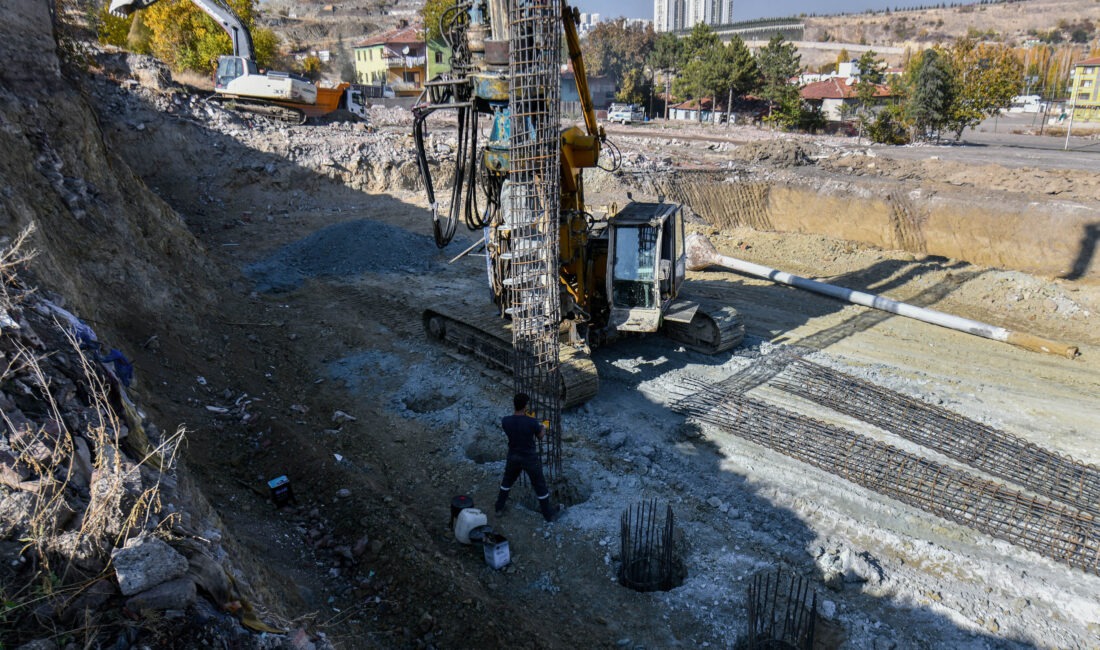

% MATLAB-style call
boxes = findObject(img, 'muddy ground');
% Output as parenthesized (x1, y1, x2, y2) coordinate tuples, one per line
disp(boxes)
(59, 60, 1100, 649)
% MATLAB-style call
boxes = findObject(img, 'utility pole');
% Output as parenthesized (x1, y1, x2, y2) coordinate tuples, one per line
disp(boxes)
(1064, 95, 1076, 150)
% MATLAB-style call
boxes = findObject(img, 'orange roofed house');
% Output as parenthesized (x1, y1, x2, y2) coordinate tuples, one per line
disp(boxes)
(800, 77, 895, 122)
(353, 26, 452, 96)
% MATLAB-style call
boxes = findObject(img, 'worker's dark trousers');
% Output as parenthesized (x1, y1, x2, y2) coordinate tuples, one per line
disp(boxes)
(496, 452, 553, 520)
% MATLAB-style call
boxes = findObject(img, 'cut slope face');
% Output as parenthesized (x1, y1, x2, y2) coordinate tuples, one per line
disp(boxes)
(0, 0, 215, 344)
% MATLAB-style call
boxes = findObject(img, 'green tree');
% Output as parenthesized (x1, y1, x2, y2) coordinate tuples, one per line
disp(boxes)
(97, 5, 132, 47)
(944, 38, 1023, 141)
(905, 47, 954, 141)
(867, 104, 910, 144)
(300, 54, 323, 81)
(580, 18, 656, 81)
(420, 0, 453, 43)
(679, 22, 721, 65)
(757, 34, 801, 121)
(648, 31, 682, 71)
(853, 50, 886, 138)
(616, 67, 648, 104)
(141, 0, 277, 73)
(252, 27, 280, 70)
(678, 35, 758, 123)
(648, 32, 683, 116)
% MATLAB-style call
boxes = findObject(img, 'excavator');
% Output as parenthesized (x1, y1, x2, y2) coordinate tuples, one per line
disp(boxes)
(412, 0, 745, 411)
(109, 0, 369, 124)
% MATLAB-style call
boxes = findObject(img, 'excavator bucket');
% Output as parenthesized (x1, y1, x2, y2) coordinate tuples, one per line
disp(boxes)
(109, 0, 158, 17)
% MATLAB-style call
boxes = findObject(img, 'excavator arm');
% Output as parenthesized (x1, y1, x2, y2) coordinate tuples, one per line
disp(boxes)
(109, 0, 254, 59)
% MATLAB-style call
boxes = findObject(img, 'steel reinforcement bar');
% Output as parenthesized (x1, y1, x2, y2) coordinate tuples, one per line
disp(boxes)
(772, 359, 1100, 519)
(672, 382, 1100, 575)
(507, 0, 564, 480)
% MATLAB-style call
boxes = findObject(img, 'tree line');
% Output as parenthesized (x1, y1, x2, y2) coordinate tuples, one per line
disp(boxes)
(583, 20, 1041, 144)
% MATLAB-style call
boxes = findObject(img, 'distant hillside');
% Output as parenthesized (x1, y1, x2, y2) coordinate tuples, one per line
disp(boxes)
(257, 0, 421, 52)
(805, 0, 1099, 48)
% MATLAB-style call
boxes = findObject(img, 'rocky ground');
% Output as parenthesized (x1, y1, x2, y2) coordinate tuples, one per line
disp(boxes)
(4, 30, 1100, 650)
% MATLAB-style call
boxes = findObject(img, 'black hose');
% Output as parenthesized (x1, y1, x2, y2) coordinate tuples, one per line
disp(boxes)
(414, 104, 460, 248)
(464, 108, 488, 230)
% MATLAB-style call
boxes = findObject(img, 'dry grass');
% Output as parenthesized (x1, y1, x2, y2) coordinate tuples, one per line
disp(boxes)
(171, 69, 215, 92)
(0, 223, 186, 647)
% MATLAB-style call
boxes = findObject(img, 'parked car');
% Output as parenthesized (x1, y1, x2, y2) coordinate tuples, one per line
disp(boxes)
(607, 103, 645, 124)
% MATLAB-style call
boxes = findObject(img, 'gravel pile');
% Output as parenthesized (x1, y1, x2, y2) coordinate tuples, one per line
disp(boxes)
(245, 219, 441, 291)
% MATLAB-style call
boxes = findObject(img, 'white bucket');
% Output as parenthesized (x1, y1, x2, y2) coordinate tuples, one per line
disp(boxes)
(454, 508, 488, 544)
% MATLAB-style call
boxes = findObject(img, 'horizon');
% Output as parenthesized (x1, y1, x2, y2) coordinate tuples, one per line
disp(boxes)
(569, 0, 982, 22)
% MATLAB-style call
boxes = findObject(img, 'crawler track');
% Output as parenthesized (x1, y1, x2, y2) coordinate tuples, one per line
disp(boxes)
(207, 95, 307, 124)
(661, 297, 745, 354)
(422, 304, 598, 409)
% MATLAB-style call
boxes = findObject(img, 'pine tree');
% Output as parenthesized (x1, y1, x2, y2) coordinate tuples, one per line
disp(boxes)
(757, 34, 802, 126)
(906, 48, 954, 140)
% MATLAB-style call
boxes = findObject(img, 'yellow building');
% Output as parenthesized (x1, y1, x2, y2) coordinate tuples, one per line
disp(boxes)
(353, 26, 452, 96)
(1069, 56, 1100, 122)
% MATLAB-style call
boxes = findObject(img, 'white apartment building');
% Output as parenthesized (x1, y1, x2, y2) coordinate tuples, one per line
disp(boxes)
(655, 0, 732, 32)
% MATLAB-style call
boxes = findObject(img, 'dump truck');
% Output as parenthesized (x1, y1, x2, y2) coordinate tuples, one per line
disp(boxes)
(110, 0, 368, 124)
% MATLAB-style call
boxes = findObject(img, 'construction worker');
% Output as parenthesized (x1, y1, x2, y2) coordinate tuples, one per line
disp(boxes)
(494, 393, 561, 522)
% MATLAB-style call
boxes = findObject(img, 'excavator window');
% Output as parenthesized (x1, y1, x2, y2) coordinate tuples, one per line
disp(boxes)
(611, 224, 659, 309)
(216, 56, 245, 88)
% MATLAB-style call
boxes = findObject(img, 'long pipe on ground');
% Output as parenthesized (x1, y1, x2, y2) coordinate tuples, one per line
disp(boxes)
(685, 234, 1079, 359)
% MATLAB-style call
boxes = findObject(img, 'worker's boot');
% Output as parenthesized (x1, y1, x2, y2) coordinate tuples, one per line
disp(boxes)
(539, 497, 562, 523)
(494, 488, 509, 516)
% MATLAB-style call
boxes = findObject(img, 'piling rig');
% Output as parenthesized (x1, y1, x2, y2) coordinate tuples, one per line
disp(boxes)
(413, 0, 745, 482)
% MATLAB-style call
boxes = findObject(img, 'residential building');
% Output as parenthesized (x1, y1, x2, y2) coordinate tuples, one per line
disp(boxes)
(353, 26, 452, 95)
(1069, 56, 1100, 122)
(800, 77, 894, 122)
(655, 0, 731, 32)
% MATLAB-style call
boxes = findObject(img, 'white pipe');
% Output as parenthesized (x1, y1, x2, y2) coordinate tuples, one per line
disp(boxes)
(685, 234, 1078, 359)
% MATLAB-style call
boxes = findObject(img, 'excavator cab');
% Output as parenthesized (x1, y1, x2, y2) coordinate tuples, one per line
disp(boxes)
(606, 202, 686, 333)
(215, 55, 257, 90)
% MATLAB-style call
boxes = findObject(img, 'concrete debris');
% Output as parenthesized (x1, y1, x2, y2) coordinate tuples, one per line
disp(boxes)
(112, 536, 190, 595)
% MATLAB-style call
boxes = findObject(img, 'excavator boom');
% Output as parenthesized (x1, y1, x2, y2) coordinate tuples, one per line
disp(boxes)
(110, 0, 254, 59)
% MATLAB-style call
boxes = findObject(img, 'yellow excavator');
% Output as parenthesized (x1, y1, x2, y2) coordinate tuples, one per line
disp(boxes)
(413, 0, 744, 410)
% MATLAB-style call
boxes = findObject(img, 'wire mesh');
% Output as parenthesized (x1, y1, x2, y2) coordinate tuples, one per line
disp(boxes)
(505, 0, 563, 481)
(619, 500, 678, 592)
(746, 569, 817, 650)
(772, 359, 1100, 519)
(672, 382, 1100, 576)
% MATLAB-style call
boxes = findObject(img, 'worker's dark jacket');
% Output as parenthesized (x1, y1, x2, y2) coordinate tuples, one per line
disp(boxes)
(502, 414, 540, 458)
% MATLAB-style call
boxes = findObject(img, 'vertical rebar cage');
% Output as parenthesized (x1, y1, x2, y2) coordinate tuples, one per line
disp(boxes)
(619, 500, 678, 592)
(746, 569, 817, 650)
(506, 0, 563, 481)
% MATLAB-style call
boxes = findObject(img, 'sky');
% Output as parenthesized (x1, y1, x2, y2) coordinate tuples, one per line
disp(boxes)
(571, 0, 951, 22)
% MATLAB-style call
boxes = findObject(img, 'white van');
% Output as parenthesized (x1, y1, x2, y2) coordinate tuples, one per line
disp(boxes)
(607, 103, 645, 124)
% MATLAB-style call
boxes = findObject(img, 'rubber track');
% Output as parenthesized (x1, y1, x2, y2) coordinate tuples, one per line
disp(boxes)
(423, 305, 598, 408)
(662, 297, 745, 354)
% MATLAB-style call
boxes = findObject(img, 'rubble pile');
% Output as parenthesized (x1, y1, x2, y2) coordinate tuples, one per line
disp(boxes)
(0, 252, 324, 649)
(89, 52, 432, 195)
